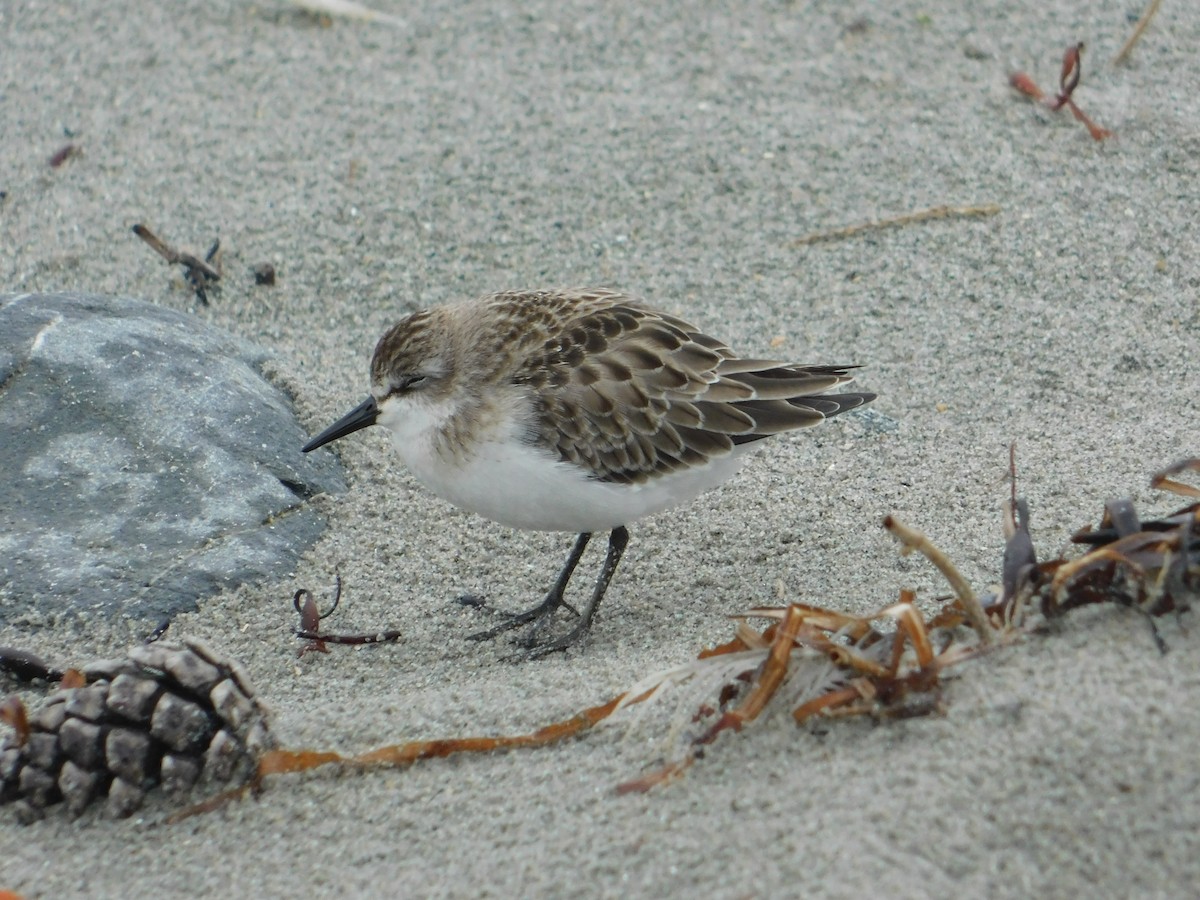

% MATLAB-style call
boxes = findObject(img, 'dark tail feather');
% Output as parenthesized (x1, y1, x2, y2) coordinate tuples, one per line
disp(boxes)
(798, 392, 876, 417)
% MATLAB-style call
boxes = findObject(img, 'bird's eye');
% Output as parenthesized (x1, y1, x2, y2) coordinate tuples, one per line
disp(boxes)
(396, 374, 428, 393)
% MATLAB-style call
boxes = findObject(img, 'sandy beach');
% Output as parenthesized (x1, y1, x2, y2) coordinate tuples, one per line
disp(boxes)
(2, 0, 1198, 896)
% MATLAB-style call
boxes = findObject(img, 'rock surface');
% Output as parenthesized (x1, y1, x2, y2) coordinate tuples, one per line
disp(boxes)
(0, 292, 345, 622)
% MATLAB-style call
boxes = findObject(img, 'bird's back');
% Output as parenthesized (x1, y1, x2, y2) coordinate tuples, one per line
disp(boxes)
(454, 289, 874, 486)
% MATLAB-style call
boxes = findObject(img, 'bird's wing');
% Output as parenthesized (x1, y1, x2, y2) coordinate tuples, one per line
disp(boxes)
(512, 296, 871, 484)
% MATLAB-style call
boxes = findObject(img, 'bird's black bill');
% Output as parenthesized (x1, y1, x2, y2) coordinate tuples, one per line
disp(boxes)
(301, 396, 379, 453)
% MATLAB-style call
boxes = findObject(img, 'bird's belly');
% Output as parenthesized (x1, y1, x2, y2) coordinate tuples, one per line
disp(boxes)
(397, 435, 749, 533)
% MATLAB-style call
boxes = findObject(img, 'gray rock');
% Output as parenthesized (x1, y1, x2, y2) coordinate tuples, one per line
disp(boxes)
(0, 292, 345, 622)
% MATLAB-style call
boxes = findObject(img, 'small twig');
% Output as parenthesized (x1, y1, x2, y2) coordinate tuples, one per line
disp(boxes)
(292, 628, 405, 643)
(615, 758, 695, 794)
(1150, 459, 1200, 500)
(293, 572, 342, 657)
(792, 204, 1000, 246)
(883, 516, 996, 645)
(1113, 0, 1163, 65)
(293, 572, 342, 621)
(1009, 71, 1046, 102)
(132, 224, 221, 305)
(1001, 442, 1019, 539)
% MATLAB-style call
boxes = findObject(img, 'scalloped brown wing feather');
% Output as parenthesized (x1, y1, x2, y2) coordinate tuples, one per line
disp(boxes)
(510, 292, 871, 485)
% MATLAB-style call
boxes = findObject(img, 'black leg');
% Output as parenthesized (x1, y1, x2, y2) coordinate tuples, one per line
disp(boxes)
(466, 532, 592, 642)
(524, 526, 630, 659)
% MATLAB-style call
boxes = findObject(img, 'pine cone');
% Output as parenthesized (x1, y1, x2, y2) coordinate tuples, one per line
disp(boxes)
(1, 639, 272, 822)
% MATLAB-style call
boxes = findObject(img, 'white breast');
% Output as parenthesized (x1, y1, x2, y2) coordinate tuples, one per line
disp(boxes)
(376, 393, 751, 533)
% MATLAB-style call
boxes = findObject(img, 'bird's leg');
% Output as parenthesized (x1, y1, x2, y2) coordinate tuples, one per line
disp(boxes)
(466, 532, 592, 642)
(523, 526, 630, 659)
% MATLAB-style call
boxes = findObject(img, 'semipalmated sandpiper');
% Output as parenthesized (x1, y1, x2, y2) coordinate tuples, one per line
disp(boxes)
(303, 288, 874, 657)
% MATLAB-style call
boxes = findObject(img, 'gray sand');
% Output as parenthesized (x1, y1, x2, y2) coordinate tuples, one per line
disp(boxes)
(2, 0, 1198, 896)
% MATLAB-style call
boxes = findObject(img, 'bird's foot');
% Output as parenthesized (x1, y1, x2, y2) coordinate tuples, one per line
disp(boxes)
(512, 618, 594, 661)
(465, 592, 578, 647)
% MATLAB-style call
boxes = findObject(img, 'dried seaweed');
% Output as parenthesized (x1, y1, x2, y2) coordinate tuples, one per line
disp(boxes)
(1010, 42, 1112, 141)
(291, 572, 402, 657)
(184, 456, 1196, 807)
(8, 457, 1194, 818)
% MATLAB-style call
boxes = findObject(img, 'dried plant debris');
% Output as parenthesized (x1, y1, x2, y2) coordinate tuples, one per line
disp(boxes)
(292, 572, 402, 658)
(0, 640, 272, 822)
(614, 597, 968, 793)
(168, 696, 622, 823)
(1047, 458, 1199, 650)
(11, 458, 1194, 819)
(288, 0, 407, 28)
(792, 203, 1000, 247)
(1113, 0, 1163, 65)
(1150, 458, 1200, 501)
(1010, 42, 1112, 141)
(0, 649, 65, 684)
(47, 143, 80, 168)
(174, 456, 1192, 810)
(132, 224, 222, 305)
(610, 457, 1195, 789)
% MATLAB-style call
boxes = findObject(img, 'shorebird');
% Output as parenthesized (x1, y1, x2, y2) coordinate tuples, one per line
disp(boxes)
(302, 288, 874, 658)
